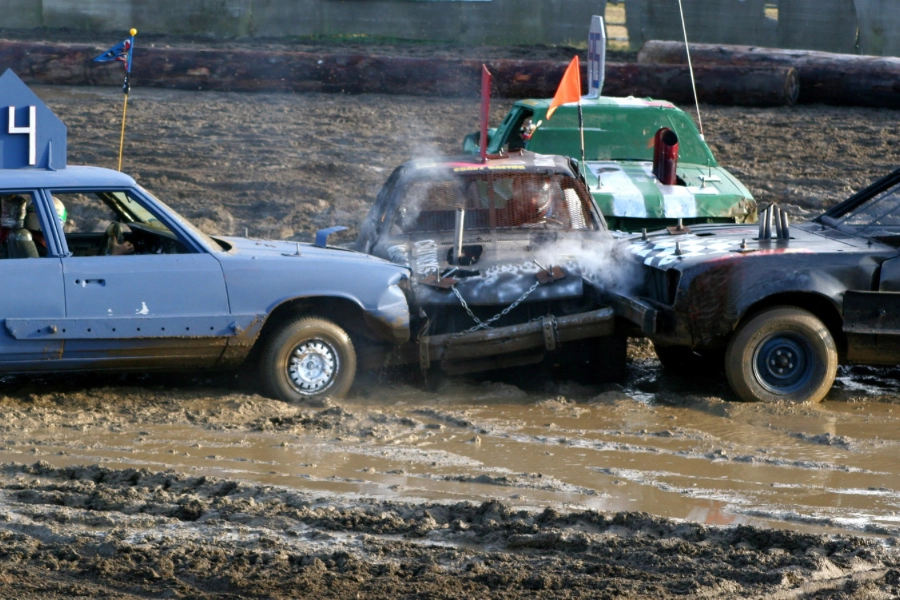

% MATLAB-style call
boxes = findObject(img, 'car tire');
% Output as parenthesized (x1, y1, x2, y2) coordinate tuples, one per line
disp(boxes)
(259, 316, 357, 402)
(725, 306, 837, 404)
(654, 344, 723, 374)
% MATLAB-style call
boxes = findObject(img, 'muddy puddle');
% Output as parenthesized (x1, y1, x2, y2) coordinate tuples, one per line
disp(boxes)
(3, 360, 898, 541)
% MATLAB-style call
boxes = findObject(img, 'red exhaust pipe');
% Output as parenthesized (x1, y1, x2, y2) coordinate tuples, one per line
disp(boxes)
(652, 127, 679, 185)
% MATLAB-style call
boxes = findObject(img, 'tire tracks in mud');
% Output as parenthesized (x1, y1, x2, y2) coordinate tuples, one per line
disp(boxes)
(0, 462, 897, 599)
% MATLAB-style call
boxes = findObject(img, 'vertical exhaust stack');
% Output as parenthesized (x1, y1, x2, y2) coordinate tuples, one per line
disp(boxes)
(757, 205, 791, 241)
(453, 208, 466, 264)
(587, 15, 606, 99)
(652, 128, 679, 185)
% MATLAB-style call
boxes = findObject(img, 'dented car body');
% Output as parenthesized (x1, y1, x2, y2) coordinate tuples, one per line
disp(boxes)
(356, 151, 626, 379)
(0, 69, 410, 401)
(0, 167, 411, 396)
(621, 166, 900, 403)
(463, 97, 756, 232)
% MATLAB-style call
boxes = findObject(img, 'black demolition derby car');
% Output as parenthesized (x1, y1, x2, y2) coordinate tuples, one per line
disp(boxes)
(618, 166, 900, 403)
(356, 151, 628, 381)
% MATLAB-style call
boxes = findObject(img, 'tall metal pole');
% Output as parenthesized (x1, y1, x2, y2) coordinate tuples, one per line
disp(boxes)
(117, 76, 130, 172)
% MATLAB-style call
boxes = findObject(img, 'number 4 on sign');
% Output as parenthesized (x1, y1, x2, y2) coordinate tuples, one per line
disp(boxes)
(8, 106, 36, 166)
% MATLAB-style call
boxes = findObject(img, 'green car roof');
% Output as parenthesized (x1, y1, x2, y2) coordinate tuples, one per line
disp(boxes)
(491, 97, 717, 167)
(466, 96, 755, 231)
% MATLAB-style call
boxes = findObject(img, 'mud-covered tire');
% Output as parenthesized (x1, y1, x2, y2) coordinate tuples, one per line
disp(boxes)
(654, 344, 723, 374)
(258, 316, 356, 402)
(725, 307, 837, 404)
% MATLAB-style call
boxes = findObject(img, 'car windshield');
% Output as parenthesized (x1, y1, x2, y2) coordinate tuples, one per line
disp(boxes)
(395, 171, 597, 233)
(135, 185, 224, 252)
(832, 180, 900, 243)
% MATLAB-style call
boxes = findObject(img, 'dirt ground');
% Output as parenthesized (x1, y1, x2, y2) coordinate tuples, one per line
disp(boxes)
(2, 35, 900, 598)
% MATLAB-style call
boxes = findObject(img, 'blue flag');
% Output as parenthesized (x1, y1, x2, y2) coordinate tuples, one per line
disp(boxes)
(93, 36, 134, 73)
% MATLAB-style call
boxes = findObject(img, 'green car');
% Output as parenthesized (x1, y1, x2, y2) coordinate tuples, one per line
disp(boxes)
(464, 97, 756, 231)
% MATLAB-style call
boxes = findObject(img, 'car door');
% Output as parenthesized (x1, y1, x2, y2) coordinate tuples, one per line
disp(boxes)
(50, 188, 233, 368)
(844, 253, 900, 363)
(0, 190, 65, 368)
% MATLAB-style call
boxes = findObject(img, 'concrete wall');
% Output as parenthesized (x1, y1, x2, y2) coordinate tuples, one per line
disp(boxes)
(776, 0, 858, 53)
(625, 0, 776, 50)
(6, 1, 900, 57)
(855, 0, 900, 56)
(0, 0, 42, 28)
(627, 0, 900, 57)
(5, 0, 600, 45)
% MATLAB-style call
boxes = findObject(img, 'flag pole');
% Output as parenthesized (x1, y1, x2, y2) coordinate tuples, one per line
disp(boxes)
(117, 82, 129, 172)
(545, 56, 583, 179)
(117, 28, 137, 172)
(578, 100, 585, 182)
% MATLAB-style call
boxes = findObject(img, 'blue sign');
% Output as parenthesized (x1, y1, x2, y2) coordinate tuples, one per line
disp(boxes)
(0, 69, 67, 170)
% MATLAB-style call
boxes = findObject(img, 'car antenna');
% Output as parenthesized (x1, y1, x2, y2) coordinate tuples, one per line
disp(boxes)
(676, 0, 704, 140)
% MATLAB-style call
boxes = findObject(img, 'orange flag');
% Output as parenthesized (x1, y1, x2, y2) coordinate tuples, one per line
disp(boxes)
(546, 56, 581, 120)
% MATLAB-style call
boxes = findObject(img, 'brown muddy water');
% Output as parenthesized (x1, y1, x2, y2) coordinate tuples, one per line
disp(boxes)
(3, 355, 898, 541)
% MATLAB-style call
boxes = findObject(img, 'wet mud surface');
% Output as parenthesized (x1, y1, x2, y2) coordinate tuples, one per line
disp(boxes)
(2, 60, 900, 596)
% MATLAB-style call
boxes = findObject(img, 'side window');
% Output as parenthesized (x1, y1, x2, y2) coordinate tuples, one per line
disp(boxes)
(0, 192, 51, 259)
(52, 190, 188, 257)
(502, 109, 535, 152)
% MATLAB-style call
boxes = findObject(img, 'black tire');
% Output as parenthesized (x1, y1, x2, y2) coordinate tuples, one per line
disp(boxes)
(654, 344, 723, 374)
(258, 316, 356, 402)
(725, 306, 837, 404)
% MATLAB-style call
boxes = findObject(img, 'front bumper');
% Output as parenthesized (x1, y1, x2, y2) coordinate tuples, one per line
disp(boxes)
(421, 306, 615, 371)
(604, 292, 658, 335)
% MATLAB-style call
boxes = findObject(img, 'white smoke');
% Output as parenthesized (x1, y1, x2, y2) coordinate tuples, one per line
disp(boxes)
(532, 234, 642, 295)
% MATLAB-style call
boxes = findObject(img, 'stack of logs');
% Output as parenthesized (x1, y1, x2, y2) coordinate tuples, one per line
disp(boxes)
(636, 41, 900, 109)
(0, 40, 898, 108)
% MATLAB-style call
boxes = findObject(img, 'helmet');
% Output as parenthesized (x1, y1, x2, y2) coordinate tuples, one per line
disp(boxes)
(24, 197, 66, 230)
(53, 197, 67, 224)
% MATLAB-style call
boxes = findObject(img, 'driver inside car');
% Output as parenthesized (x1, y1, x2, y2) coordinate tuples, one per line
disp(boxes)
(104, 221, 135, 256)
(24, 196, 67, 257)
(499, 176, 566, 228)
(1, 194, 38, 258)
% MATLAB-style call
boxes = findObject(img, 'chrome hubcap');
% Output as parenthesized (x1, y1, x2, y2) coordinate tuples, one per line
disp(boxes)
(288, 340, 338, 394)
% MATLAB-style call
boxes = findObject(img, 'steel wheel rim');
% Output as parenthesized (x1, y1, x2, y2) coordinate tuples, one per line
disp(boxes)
(752, 332, 815, 395)
(287, 339, 339, 395)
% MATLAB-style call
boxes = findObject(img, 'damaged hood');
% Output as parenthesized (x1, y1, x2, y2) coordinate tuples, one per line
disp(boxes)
(217, 236, 400, 266)
(380, 232, 604, 306)
(586, 161, 755, 222)
(626, 222, 889, 273)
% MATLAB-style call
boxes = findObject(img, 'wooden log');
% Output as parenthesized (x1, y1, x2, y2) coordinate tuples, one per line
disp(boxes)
(604, 64, 798, 107)
(0, 40, 794, 106)
(637, 40, 900, 108)
(0, 40, 563, 96)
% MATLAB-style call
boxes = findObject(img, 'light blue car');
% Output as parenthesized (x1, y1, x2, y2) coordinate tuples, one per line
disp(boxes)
(0, 70, 410, 401)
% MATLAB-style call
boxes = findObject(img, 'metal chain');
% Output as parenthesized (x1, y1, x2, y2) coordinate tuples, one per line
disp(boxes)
(451, 280, 541, 336)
